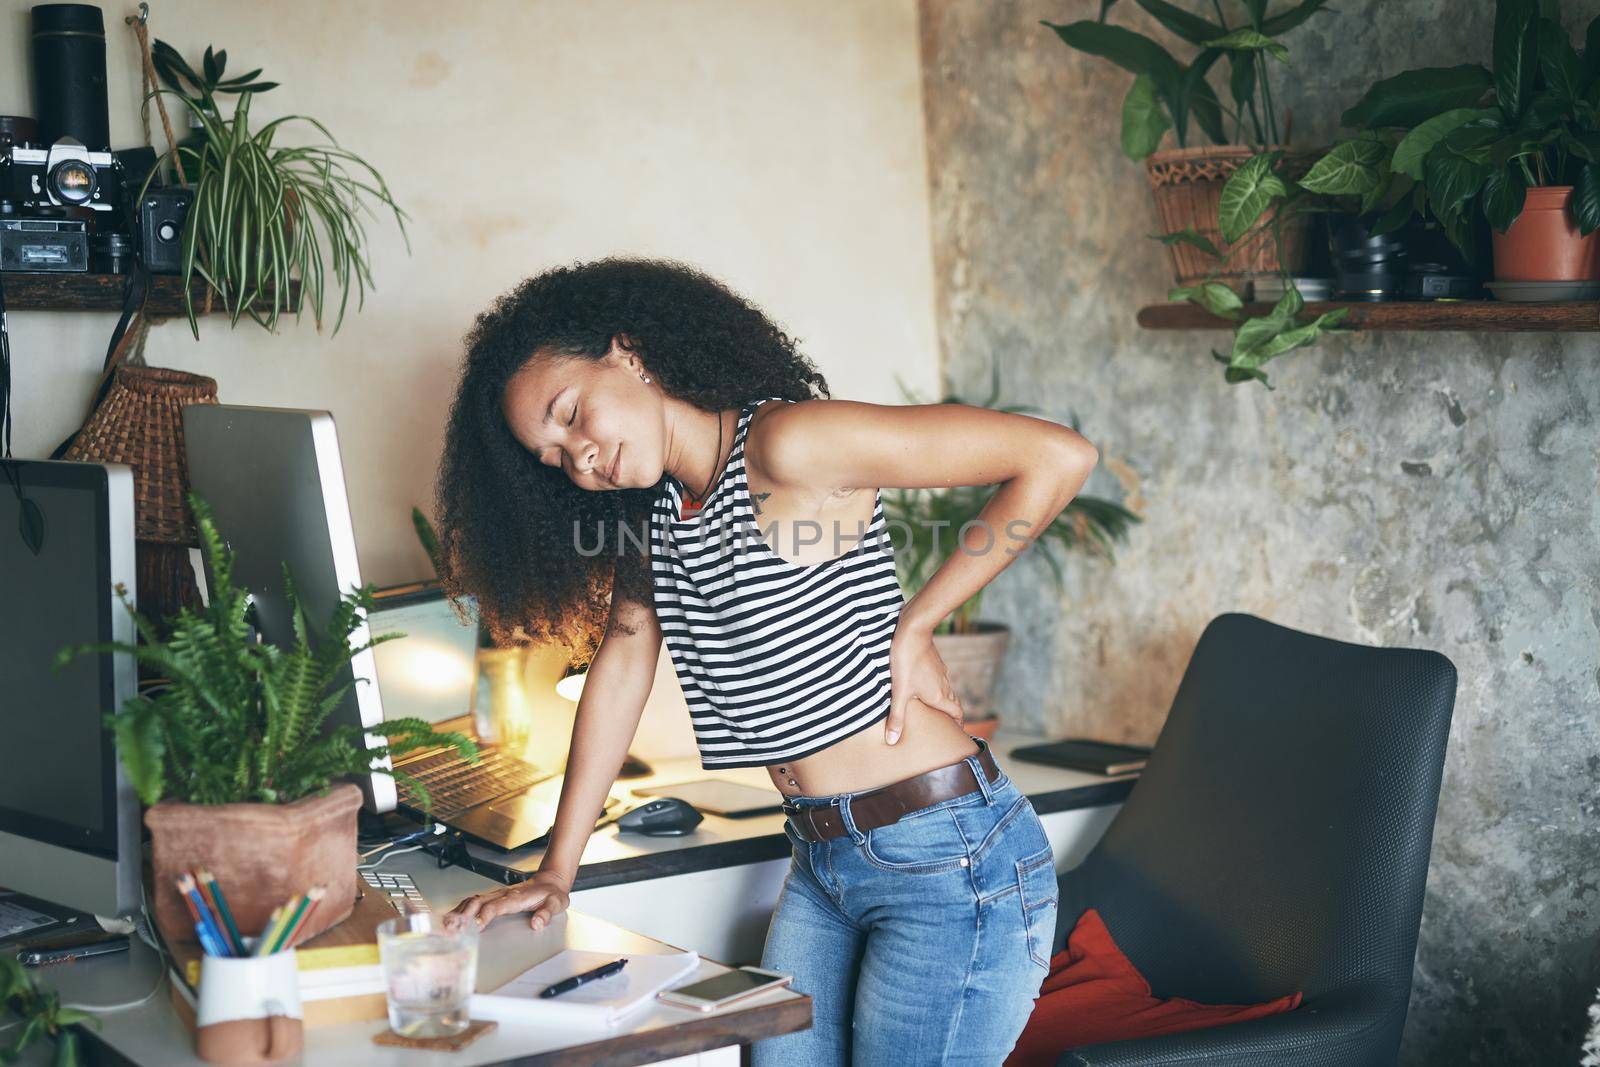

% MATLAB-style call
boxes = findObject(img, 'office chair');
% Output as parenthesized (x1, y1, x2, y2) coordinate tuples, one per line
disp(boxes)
(1053, 612, 1457, 1066)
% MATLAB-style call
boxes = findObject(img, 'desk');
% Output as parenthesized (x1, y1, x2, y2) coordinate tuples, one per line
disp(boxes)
(23, 853, 809, 1067)
(445, 725, 1136, 964)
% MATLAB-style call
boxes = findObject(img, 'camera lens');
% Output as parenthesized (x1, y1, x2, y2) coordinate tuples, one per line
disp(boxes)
(48, 157, 97, 205)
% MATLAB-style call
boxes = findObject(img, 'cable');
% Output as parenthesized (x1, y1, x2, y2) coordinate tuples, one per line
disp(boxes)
(357, 844, 425, 871)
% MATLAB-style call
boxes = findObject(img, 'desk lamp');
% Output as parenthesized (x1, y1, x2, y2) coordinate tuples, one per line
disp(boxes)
(557, 661, 653, 778)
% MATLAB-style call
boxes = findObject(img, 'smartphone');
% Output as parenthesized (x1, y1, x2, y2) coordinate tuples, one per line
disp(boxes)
(657, 966, 793, 1012)
(16, 928, 131, 966)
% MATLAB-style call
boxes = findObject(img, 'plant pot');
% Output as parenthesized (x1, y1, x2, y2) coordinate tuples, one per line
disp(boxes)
(1491, 185, 1600, 281)
(145, 784, 362, 947)
(1146, 144, 1318, 291)
(933, 622, 1010, 734)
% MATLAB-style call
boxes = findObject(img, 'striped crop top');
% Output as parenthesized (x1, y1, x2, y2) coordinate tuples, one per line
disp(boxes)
(649, 396, 905, 768)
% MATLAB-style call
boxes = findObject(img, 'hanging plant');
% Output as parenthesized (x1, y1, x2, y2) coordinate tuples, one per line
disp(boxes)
(141, 42, 408, 337)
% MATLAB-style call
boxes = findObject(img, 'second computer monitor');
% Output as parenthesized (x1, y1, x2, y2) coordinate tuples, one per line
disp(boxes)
(181, 404, 397, 813)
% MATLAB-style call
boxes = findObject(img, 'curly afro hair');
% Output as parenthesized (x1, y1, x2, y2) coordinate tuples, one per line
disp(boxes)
(434, 255, 830, 663)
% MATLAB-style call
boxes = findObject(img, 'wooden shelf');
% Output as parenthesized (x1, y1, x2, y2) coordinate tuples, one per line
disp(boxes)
(1138, 299, 1600, 332)
(1, 272, 299, 317)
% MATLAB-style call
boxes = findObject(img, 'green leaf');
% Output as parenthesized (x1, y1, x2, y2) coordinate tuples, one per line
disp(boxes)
(1538, 18, 1581, 100)
(1152, 225, 1222, 258)
(1041, 21, 1183, 85)
(1202, 29, 1289, 63)
(1425, 137, 1494, 220)
(1369, 190, 1418, 235)
(1581, 14, 1600, 92)
(1298, 139, 1390, 195)
(1482, 166, 1528, 232)
(1260, 0, 1334, 35)
(1340, 64, 1494, 129)
(1230, 51, 1259, 112)
(1494, 0, 1539, 121)
(1575, 162, 1600, 235)
(1098, 0, 1117, 21)
(1186, 56, 1228, 145)
(1231, 286, 1303, 361)
(202, 45, 219, 88)
(1168, 282, 1243, 319)
(1132, 0, 1223, 45)
(1242, 0, 1268, 28)
(1218, 151, 1288, 243)
(1392, 108, 1495, 178)
(111, 700, 166, 806)
(1121, 74, 1171, 160)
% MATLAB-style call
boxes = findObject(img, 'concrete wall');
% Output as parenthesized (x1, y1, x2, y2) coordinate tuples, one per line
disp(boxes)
(918, 1, 1599, 1062)
(2, 0, 940, 760)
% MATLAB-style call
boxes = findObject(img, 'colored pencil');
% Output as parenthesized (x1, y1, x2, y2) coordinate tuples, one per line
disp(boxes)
(195, 919, 228, 958)
(268, 892, 313, 954)
(253, 905, 286, 957)
(198, 869, 247, 956)
(174, 873, 204, 925)
(280, 886, 326, 950)
(177, 873, 231, 957)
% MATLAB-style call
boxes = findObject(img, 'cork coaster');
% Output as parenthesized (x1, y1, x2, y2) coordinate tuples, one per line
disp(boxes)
(373, 1019, 498, 1051)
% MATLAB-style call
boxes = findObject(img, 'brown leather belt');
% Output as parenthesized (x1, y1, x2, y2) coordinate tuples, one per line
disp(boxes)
(782, 738, 1001, 843)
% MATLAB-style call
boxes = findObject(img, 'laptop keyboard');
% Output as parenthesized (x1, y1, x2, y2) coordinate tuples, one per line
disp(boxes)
(394, 745, 555, 821)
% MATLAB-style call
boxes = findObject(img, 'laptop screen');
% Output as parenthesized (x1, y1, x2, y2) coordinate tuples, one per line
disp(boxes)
(367, 589, 479, 726)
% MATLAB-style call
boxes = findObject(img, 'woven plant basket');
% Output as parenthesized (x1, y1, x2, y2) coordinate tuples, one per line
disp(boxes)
(62, 365, 218, 621)
(1147, 144, 1320, 290)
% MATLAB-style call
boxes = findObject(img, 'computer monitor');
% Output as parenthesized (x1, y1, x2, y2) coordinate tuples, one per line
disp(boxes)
(181, 405, 397, 812)
(0, 460, 141, 920)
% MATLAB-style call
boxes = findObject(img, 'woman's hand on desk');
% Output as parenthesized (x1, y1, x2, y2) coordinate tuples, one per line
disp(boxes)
(443, 870, 572, 932)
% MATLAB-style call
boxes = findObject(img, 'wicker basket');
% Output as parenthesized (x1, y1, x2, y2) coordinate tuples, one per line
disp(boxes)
(1146, 144, 1319, 291)
(62, 365, 219, 620)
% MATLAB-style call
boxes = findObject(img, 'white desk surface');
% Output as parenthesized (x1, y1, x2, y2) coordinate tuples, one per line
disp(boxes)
(25, 852, 808, 1067)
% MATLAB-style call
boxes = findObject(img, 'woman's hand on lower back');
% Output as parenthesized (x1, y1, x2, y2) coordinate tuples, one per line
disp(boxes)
(885, 620, 964, 745)
(442, 870, 572, 932)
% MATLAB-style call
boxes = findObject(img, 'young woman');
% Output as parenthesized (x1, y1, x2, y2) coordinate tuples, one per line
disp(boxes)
(435, 257, 1098, 1065)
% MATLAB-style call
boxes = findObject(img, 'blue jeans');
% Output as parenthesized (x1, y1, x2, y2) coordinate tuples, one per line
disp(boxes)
(753, 742, 1057, 1066)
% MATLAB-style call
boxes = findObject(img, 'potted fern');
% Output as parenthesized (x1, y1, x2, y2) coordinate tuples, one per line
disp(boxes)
(55, 495, 474, 947)
(885, 370, 1141, 738)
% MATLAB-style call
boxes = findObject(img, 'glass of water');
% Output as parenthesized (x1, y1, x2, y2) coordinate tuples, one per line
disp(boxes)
(377, 911, 479, 1038)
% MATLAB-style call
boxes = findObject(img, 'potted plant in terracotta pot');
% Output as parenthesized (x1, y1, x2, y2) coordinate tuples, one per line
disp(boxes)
(1322, 0, 1600, 295)
(55, 495, 475, 947)
(1043, 0, 1337, 294)
(884, 371, 1140, 739)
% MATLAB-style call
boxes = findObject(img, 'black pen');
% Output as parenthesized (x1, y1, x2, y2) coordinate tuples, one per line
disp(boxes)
(539, 957, 629, 998)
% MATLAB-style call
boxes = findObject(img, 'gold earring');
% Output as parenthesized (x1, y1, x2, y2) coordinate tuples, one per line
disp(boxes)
(640, 374, 652, 384)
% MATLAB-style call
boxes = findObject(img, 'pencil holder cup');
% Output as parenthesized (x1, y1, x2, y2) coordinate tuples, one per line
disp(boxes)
(194, 950, 303, 1065)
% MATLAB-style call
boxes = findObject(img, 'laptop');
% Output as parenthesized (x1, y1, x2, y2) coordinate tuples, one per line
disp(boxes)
(367, 584, 621, 851)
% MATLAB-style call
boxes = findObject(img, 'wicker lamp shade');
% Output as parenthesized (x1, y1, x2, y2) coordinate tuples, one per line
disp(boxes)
(63, 365, 217, 542)
(62, 365, 218, 621)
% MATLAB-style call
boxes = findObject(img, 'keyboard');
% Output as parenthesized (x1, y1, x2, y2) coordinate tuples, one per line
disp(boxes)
(393, 745, 555, 821)
(361, 870, 429, 913)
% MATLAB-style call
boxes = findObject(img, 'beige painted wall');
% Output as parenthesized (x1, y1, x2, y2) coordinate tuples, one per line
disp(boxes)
(3, 0, 940, 759)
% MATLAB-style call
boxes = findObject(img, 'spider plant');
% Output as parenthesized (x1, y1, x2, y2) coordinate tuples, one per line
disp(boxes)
(146, 80, 408, 338)
(884, 365, 1142, 635)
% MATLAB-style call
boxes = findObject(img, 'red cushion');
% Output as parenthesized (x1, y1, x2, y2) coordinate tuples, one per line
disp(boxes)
(1004, 909, 1303, 1066)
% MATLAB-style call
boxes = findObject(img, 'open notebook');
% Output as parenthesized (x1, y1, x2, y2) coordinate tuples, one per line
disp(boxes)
(472, 948, 701, 1026)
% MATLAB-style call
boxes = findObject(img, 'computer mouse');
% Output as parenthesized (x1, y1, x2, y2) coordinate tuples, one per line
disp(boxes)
(616, 798, 704, 836)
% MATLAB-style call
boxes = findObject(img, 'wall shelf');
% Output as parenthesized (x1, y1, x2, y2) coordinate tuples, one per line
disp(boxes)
(1138, 300, 1600, 332)
(1, 272, 300, 317)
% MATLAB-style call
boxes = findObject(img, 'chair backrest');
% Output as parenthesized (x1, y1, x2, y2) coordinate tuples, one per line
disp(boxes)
(1058, 612, 1456, 1005)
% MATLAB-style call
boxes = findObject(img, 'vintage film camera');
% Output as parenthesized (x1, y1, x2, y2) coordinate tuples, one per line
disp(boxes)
(2, 136, 122, 214)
